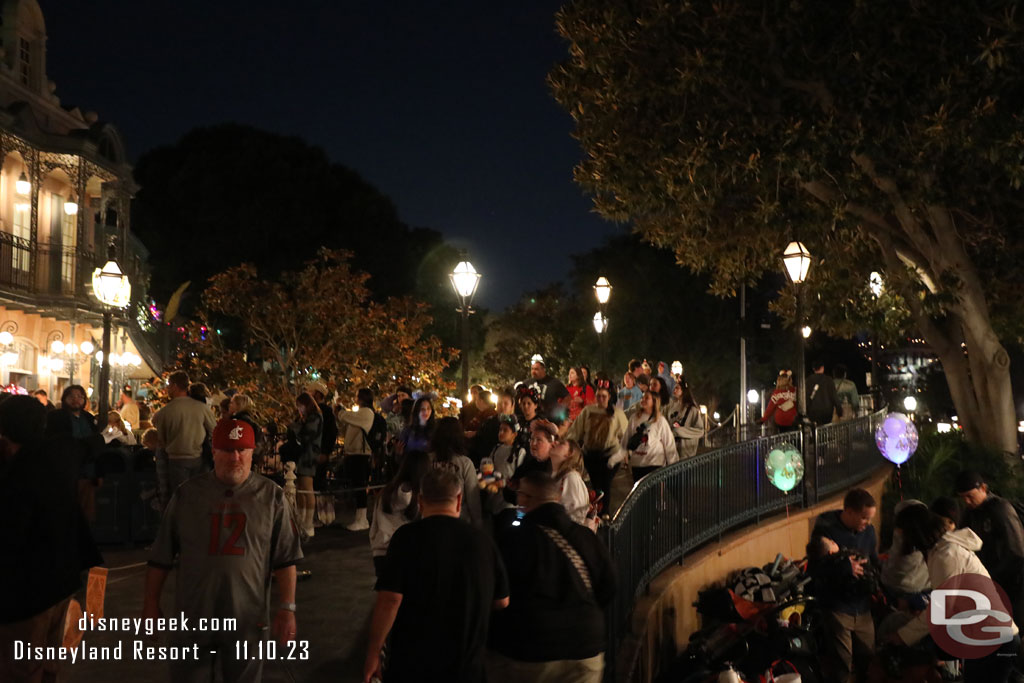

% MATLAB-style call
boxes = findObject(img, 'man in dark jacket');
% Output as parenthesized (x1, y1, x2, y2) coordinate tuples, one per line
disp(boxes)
(810, 488, 880, 683)
(307, 382, 337, 458)
(0, 396, 103, 681)
(45, 384, 101, 520)
(488, 471, 616, 682)
(956, 470, 1024, 623)
(804, 362, 842, 426)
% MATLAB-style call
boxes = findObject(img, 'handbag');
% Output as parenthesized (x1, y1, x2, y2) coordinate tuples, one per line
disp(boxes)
(626, 422, 648, 451)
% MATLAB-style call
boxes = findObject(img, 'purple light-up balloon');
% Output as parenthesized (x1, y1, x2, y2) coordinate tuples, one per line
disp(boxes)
(875, 412, 919, 466)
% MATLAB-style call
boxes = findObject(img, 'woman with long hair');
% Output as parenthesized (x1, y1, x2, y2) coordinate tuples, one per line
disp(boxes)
(430, 417, 482, 528)
(369, 450, 432, 579)
(397, 396, 435, 456)
(580, 365, 595, 390)
(566, 374, 627, 500)
(566, 367, 595, 423)
(649, 376, 671, 415)
(665, 382, 704, 459)
(514, 387, 541, 455)
(620, 389, 677, 483)
(762, 370, 798, 431)
(550, 439, 590, 525)
(888, 505, 1020, 681)
(289, 391, 322, 538)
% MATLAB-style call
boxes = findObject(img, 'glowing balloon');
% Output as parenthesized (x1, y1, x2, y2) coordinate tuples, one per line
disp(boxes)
(765, 443, 804, 493)
(875, 412, 919, 465)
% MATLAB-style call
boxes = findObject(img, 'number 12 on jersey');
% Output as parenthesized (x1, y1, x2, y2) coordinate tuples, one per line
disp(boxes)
(208, 513, 247, 555)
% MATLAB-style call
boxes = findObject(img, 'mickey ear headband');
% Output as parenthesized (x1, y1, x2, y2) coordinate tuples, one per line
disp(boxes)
(516, 386, 539, 403)
(596, 379, 611, 390)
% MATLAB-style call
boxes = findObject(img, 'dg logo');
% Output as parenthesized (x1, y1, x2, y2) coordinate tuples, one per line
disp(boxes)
(928, 572, 1015, 659)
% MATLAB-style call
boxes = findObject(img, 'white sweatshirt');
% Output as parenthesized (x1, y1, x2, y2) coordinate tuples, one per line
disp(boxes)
(559, 469, 590, 525)
(369, 486, 414, 557)
(897, 528, 1019, 645)
(622, 412, 678, 468)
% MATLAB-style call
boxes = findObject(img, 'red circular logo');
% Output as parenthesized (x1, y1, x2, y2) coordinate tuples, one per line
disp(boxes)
(928, 573, 1015, 659)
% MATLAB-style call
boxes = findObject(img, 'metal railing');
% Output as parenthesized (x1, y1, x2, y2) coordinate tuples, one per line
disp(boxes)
(815, 411, 885, 500)
(602, 410, 885, 682)
(0, 232, 98, 298)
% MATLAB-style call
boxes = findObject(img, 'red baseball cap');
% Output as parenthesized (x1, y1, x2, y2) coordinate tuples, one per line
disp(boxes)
(212, 419, 255, 450)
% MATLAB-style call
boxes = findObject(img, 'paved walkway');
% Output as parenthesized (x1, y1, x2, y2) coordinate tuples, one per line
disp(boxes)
(66, 466, 636, 683)
(67, 522, 377, 683)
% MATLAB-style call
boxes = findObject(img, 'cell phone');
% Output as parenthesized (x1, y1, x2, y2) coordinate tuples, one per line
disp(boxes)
(512, 508, 525, 527)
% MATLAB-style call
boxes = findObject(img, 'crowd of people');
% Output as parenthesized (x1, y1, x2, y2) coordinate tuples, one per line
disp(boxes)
(809, 478, 1024, 683)
(761, 361, 863, 432)
(6, 354, 1021, 683)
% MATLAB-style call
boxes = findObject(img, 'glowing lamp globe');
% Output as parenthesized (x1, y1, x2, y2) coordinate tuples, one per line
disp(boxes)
(92, 258, 131, 308)
(51, 340, 64, 354)
(875, 412, 919, 466)
(869, 272, 884, 298)
(671, 360, 683, 376)
(0, 331, 12, 346)
(782, 241, 811, 284)
(747, 389, 760, 405)
(80, 340, 95, 355)
(63, 201, 79, 216)
(592, 312, 608, 334)
(15, 172, 29, 195)
(594, 276, 612, 304)
(449, 260, 480, 301)
(765, 443, 804, 493)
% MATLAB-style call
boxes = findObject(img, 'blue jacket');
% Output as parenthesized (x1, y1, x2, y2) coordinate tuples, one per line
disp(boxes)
(810, 510, 880, 615)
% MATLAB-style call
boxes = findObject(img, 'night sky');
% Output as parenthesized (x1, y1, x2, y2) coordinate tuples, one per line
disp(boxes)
(41, 1, 621, 310)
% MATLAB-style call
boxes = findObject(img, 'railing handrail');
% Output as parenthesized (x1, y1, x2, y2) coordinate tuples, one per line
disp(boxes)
(603, 409, 887, 682)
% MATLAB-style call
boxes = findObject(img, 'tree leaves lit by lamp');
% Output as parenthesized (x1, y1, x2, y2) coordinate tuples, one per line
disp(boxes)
(782, 241, 811, 284)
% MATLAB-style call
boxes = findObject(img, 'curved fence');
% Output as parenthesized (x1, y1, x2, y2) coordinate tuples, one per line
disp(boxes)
(602, 410, 886, 681)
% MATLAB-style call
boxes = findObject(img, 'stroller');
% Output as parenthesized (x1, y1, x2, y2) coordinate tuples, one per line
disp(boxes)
(659, 555, 825, 683)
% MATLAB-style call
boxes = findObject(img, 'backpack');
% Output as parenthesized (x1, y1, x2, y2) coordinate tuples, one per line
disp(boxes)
(361, 411, 389, 460)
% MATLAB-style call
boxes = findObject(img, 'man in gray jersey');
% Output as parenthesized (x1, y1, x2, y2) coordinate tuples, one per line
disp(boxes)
(144, 419, 302, 683)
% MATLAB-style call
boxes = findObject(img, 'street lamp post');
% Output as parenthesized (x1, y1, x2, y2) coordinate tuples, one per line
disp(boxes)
(782, 240, 812, 505)
(594, 276, 612, 373)
(592, 312, 608, 371)
(782, 241, 811, 412)
(449, 258, 481, 400)
(92, 243, 131, 418)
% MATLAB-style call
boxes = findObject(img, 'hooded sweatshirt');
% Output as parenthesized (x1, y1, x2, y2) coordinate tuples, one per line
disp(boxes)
(338, 406, 375, 456)
(369, 486, 414, 557)
(897, 527, 1020, 645)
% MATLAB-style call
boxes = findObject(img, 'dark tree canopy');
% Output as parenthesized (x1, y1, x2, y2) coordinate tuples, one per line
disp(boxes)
(132, 124, 442, 303)
(550, 0, 1024, 451)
